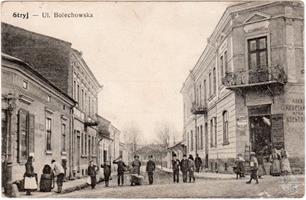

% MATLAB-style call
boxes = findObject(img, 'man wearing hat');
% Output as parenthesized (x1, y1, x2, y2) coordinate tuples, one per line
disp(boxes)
(51, 159, 65, 193)
(246, 152, 259, 184)
(113, 155, 127, 186)
(172, 154, 180, 183)
(146, 155, 156, 185)
(88, 160, 97, 189)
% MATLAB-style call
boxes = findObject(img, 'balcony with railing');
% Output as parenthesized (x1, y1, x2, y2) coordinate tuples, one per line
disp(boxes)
(190, 101, 208, 115)
(222, 65, 287, 89)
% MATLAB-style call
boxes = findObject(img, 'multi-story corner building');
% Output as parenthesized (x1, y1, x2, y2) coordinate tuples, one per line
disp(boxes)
(2, 23, 103, 178)
(1, 54, 75, 186)
(181, 1, 304, 173)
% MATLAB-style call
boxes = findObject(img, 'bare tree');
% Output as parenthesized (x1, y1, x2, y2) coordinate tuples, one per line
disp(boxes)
(155, 121, 171, 148)
(123, 122, 142, 156)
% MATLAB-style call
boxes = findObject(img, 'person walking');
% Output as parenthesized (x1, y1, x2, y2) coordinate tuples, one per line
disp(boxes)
(24, 156, 37, 195)
(146, 155, 156, 185)
(51, 159, 65, 193)
(88, 161, 97, 189)
(113, 156, 127, 186)
(188, 155, 195, 183)
(172, 154, 180, 183)
(131, 155, 142, 186)
(180, 155, 189, 183)
(257, 151, 266, 179)
(195, 154, 202, 173)
(101, 161, 112, 187)
(246, 152, 259, 184)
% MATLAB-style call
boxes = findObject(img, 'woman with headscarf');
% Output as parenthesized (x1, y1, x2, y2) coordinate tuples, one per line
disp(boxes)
(280, 148, 291, 176)
(24, 156, 37, 195)
(270, 148, 281, 176)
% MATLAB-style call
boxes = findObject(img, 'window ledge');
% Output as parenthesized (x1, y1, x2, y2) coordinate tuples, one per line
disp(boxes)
(222, 142, 230, 146)
(46, 150, 53, 155)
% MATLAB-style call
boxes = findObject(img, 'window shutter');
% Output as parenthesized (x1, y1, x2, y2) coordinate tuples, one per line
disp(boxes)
(271, 114, 284, 149)
(28, 114, 35, 154)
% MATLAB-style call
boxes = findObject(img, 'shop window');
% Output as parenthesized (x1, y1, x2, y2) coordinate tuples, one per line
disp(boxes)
(200, 125, 203, 150)
(210, 119, 214, 147)
(18, 109, 35, 162)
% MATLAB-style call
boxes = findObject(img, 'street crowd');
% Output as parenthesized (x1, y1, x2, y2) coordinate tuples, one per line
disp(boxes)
(21, 146, 292, 195)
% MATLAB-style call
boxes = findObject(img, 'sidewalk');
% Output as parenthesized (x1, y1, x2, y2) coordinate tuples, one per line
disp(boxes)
(18, 176, 96, 198)
(157, 166, 237, 180)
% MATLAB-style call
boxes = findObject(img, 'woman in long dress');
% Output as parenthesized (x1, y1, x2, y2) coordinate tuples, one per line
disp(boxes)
(24, 156, 37, 195)
(280, 149, 291, 175)
(270, 148, 281, 176)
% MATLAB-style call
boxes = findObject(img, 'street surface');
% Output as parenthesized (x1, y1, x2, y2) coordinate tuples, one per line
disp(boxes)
(51, 170, 304, 198)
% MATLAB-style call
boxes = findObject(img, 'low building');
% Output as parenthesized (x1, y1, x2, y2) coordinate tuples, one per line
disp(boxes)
(181, 1, 304, 173)
(166, 142, 187, 169)
(1, 54, 76, 186)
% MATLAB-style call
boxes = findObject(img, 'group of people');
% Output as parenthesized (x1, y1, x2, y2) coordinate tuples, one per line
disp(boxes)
(23, 157, 65, 195)
(172, 154, 197, 183)
(87, 154, 156, 189)
(234, 147, 292, 184)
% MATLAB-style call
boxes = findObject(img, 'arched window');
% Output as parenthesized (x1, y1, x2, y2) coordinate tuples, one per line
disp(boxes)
(223, 111, 229, 145)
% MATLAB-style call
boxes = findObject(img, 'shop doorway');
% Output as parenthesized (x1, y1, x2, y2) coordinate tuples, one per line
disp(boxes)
(249, 115, 271, 154)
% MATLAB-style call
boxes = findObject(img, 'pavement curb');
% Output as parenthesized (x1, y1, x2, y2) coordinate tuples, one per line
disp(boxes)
(158, 168, 234, 180)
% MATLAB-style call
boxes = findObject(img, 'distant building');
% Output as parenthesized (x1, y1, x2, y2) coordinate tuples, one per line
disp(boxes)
(181, 2, 304, 173)
(1, 54, 75, 185)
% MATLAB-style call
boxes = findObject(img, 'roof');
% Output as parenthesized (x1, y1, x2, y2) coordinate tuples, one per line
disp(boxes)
(168, 141, 186, 150)
(2, 53, 76, 105)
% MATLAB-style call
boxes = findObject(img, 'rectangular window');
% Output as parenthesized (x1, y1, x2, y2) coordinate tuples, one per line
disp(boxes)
(23, 80, 28, 89)
(46, 118, 52, 151)
(61, 123, 66, 152)
(223, 111, 229, 145)
(209, 73, 212, 97)
(214, 117, 217, 147)
(220, 55, 224, 81)
(77, 85, 80, 105)
(81, 89, 84, 110)
(213, 68, 216, 95)
(18, 109, 28, 162)
(210, 119, 213, 147)
(187, 132, 189, 152)
(248, 36, 268, 69)
(73, 80, 76, 99)
(191, 130, 194, 151)
(224, 51, 228, 74)
(203, 80, 207, 103)
(85, 134, 87, 155)
(200, 125, 203, 150)
(81, 132, 84, 155)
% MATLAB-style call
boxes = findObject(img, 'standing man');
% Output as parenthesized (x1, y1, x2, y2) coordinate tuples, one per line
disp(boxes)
(172, 154, 180, 183)
(113, 156, 127, 186)
(180, 155, 189, 183)
(51, 159, 65, 193)
(195, 154, 203, 173)
(101, 161, 111, 187)
(146, 155, 156, 185)
(87, 161, 97, 189)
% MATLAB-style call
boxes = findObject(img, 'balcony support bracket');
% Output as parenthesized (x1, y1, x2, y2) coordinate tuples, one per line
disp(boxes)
(266, 85, 275, 104)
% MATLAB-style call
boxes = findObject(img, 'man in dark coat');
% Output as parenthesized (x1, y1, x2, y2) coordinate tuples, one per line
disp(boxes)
(87, 161, 97, 189)
(101, 161, 111, 187)
(172, 154, 180, 183)
(180, 154, 189, 183)
(195, 154, 203, 173)
(113, 156, 126, 186)
(146, 155, 156, 184)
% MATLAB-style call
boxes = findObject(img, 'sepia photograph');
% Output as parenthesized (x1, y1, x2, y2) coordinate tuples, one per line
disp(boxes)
(1, 0, 305, 198)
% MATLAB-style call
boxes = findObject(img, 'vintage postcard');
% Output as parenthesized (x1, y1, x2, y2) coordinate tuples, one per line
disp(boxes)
(1, 0, 304, 198)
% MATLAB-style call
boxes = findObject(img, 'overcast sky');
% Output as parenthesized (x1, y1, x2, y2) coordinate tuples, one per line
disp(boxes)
(2, 1, 234, 144)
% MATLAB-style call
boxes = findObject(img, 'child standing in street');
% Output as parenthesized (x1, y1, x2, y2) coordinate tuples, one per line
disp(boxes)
(246, 152, 259, 184)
